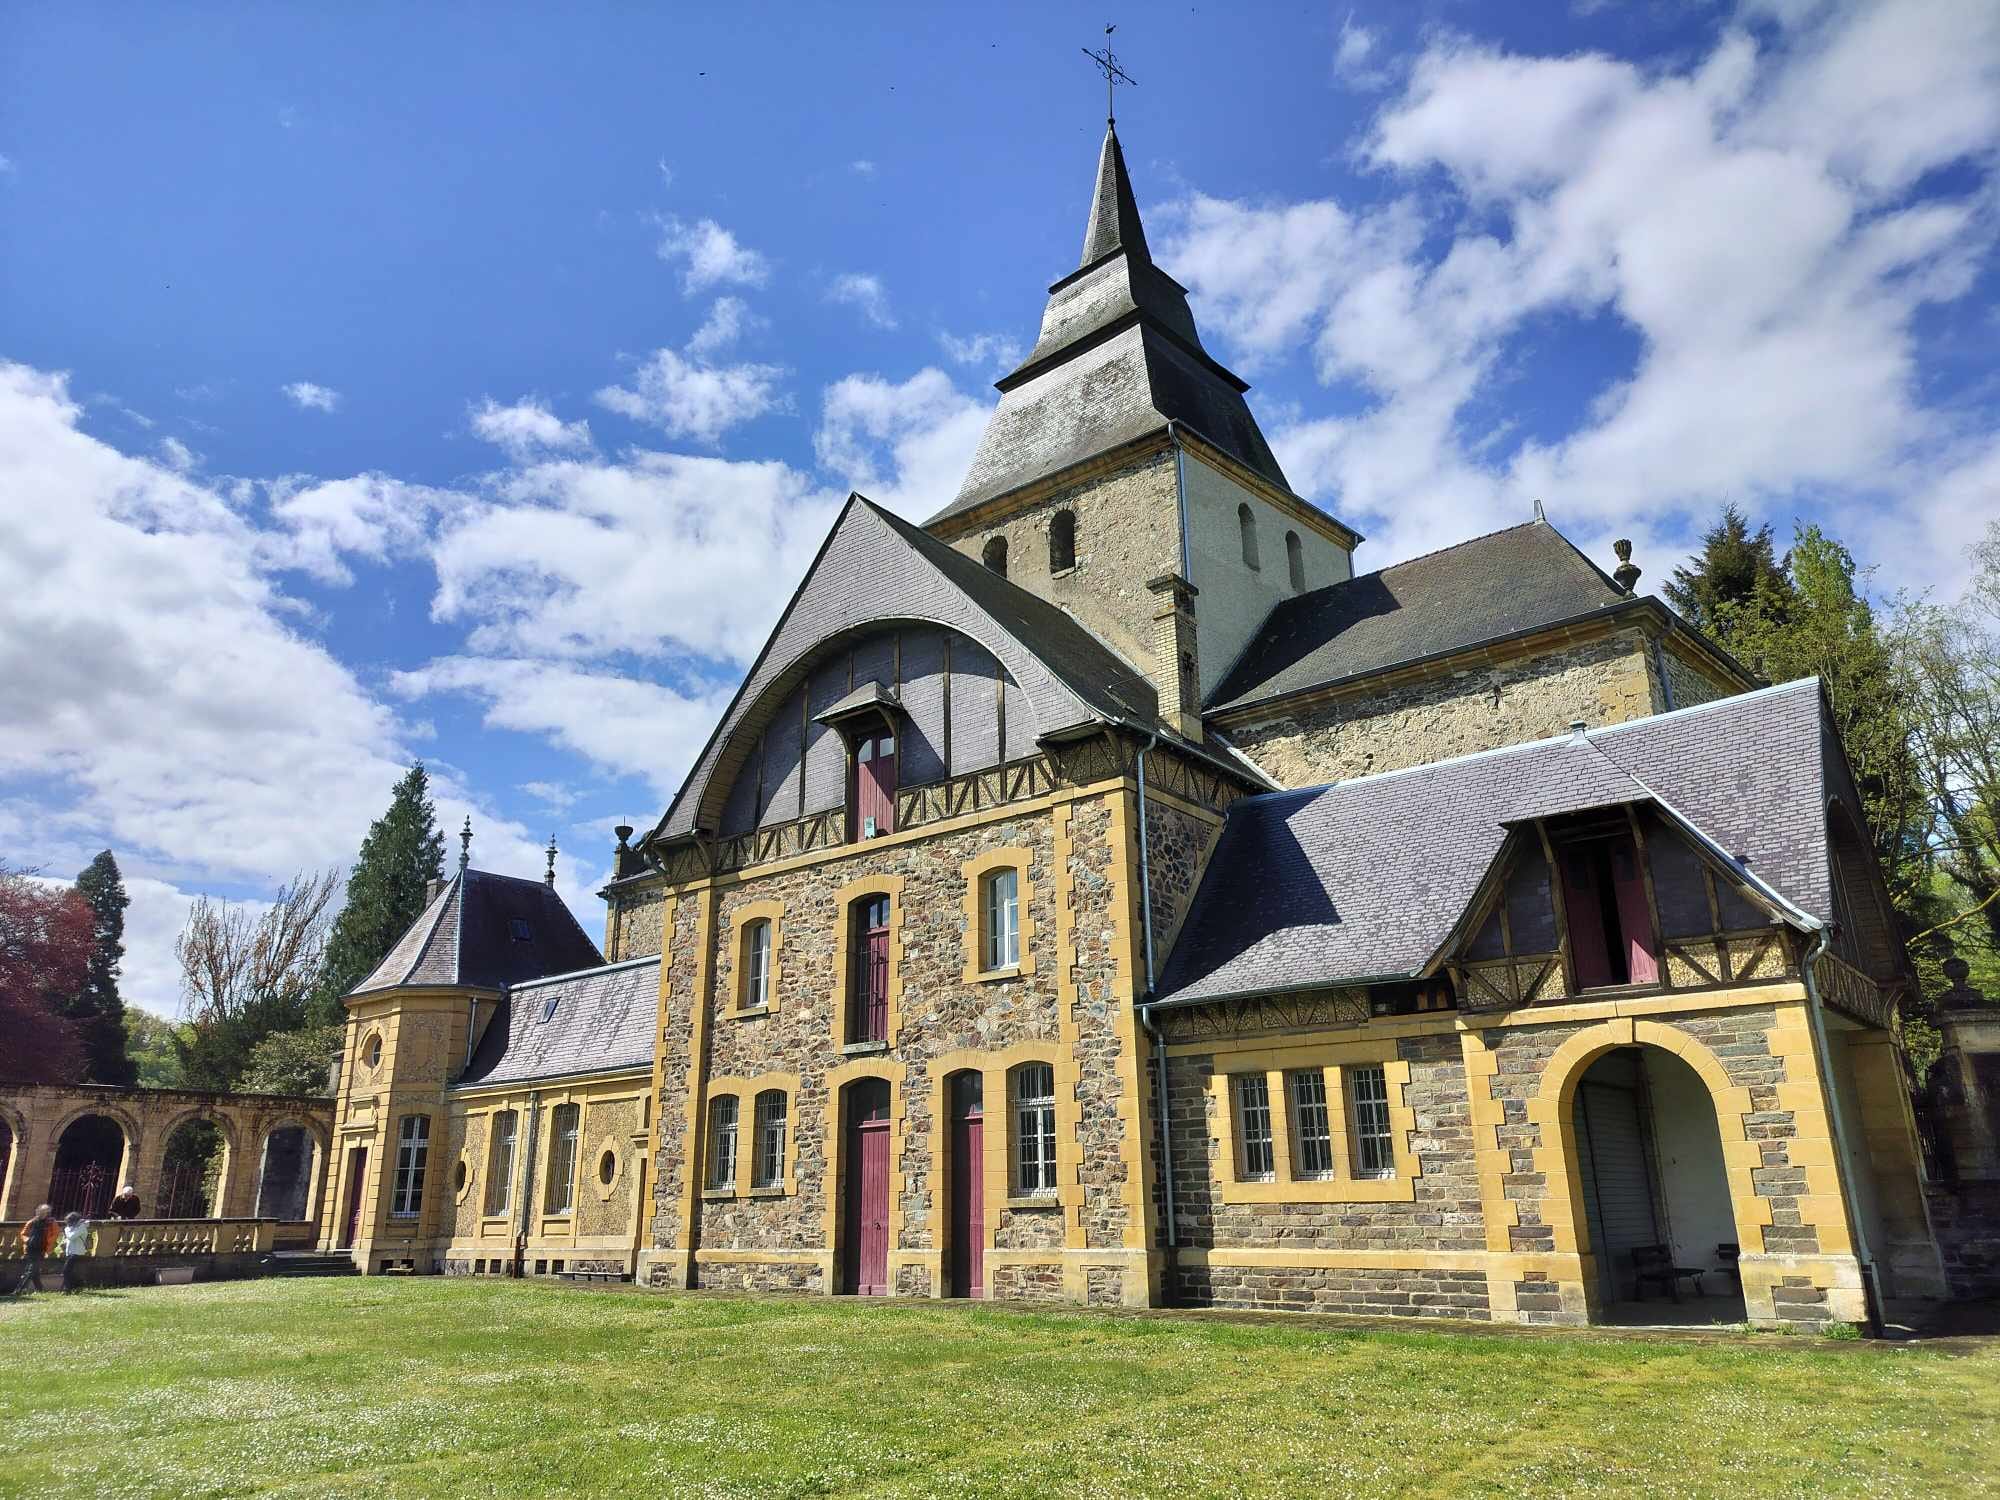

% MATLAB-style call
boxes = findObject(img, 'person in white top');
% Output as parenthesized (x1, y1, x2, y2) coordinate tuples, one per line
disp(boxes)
(59, 1212, 91, 1294)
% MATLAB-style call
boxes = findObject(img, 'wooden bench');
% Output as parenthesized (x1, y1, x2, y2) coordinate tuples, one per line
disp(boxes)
(561, 1269, 619, 1284)
(1630, 1244, 1707, 1301)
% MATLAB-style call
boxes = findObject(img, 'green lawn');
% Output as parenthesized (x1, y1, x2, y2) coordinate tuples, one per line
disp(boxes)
(1, 1279, 1994, 1498)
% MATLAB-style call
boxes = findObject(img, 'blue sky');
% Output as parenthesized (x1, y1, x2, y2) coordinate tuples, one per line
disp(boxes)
(3, 1, 1996, 1014)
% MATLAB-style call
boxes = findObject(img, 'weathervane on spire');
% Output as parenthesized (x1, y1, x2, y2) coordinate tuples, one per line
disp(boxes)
(1082, 24, 1135, 126)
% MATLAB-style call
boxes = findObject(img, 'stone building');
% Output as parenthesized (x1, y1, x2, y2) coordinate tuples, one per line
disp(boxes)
(325, 123, 1952, 1328)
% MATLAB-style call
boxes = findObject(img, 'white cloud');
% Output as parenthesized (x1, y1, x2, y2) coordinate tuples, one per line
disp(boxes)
(815, 368, 988, 519)
(1334, 12, 1393, 90)
(469, 396, 593, 460)
(1157, 0, 2000, 592)
(0, 154, 15, 175)
(594, 348, 784, 444)
(686, 296, 762, 360)
(521, 779, 580, 811)
(281, 381, 341, 413)
(850, 159, 877, 176)
(157, 436, 199, 472)
(656, 159, 674, 188)
(260, 472, 459, 584)
(653, 215, 771, 295)
(826, 272, 898, 329)
(937, 330, 1023, 372)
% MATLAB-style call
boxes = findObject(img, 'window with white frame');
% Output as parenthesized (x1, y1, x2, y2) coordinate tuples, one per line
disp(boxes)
(707, 1095, 739, 1190)
(982, 867, 1020, 972)
(543, 1103, 580, 1214)
(1013, 1063, 1057, 1196)
(1287, 1069, 1334, 1178)
(484, 1108, 517, 1215)
(1349, 1064, 1395, 1178)
(1233, 1074, 1275, 1180)
(742, 918, 772, 1009)
(752, 1090, 787, 1189)
(391, 1114, 429, 1218)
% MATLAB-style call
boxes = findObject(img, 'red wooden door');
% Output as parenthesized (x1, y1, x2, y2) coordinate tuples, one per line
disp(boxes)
(950, 1074, 984, 1298)
(855, 730, 897, 838)
(843, 1082, 891, 1295)
(341, 1148, 368, 1248)
(1609, 839, 1659, 984)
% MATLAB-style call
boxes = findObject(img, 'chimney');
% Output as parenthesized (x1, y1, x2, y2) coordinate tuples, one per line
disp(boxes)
(1147, 573, 1204, 743)
(613, 823, 635, 880)
(423, 877, 443, 905)
(1612, 538, 1642, 595)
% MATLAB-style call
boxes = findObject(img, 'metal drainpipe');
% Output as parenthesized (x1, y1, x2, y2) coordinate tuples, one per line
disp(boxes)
(1799, 927, 1886, 1330)
(1134, 730, 1178, 1251)
(515, 1090, 541, 1278)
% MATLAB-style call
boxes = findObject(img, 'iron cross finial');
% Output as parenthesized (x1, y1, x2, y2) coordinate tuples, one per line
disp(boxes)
(1082, 23, 1136, 125)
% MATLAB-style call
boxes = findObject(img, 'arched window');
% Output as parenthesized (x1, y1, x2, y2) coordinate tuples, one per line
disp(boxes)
(752, 1090, 788, 1189)
(1238, 503, 1260, 569)
(849, 895, 891, 1044)
(982, 535, 1008, 577)
(1286, 530, 1305, 592)
(1010, 1063, 1057, 1197)
(391, 1114, 430, 1219)
(543, 1103, 580, 1214)
(1048, 510, 1076, 573)
(742, 919, 772, 1009)
(484, 1109, 518, 1216)
(706, 1096, 739, 1190)
(981, 867, 1020, 972)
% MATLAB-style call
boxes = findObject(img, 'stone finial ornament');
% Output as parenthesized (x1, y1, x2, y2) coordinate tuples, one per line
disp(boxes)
(458, 815, 473, 873)
(544, 834, 559, 887)
(1612, 538, 1642, 595)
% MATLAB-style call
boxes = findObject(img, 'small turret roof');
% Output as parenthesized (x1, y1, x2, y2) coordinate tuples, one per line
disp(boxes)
(348, 867, 602, 997)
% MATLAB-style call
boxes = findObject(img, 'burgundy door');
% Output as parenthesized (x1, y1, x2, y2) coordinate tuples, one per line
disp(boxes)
(1609, 839, 1659, 984)
(843, 1081, 891, 1295)
(340, 1148, 368, 1248)
(852, 896, 889, 1044)
(854, 729, 897, 838)
(949, 1073, 984, 1299)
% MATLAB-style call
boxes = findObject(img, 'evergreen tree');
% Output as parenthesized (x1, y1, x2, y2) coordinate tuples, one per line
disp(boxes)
(313, 763, 447, 1022)
(63, 850, 137, 1084)
(1663, 503, 1791, 635)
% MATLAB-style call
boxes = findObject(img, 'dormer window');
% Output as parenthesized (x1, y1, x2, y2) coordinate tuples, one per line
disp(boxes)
(1557, 829, 1658, 988)
(509, 918, 533, 942)
(852, 726, 897, 840)
(540, 995, 560, 1023)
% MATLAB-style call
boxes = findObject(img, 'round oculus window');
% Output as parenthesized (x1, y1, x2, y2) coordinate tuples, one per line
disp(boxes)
(453, 1159, 468, 1194)
(364, 1035, 383, 1068)
(598, 1149, 617, 1186)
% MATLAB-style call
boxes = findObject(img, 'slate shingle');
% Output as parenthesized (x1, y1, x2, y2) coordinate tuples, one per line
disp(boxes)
(350, 868, 603, 996)
(455, 956, 659, 1088)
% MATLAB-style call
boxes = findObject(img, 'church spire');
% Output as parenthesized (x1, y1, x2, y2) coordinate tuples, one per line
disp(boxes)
(1079, 124, 1150, 269)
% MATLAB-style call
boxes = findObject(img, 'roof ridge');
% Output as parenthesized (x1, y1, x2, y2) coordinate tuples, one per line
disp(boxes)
(399, 873, 459, 989)
(506, 953, 661, 993)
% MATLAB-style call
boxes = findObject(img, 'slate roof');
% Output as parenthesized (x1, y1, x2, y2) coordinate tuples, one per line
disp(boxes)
(349, 868, 603, 996)
(455, 956, 659, 1089)
(649, 494, 1176, 845)
(1153, 679, 1839, 1006)
(1209, 521, 1631, 713)
(930, 125, 1295, 522)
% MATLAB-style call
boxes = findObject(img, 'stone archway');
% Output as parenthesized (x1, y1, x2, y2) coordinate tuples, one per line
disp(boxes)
(49, 1112, 132, 1217)
(254, 1118, 328, 1222)
(0, 1101, 23, 1216)
(156, 1110, 238, 1220)
(1529, 1019, 1761, 1325)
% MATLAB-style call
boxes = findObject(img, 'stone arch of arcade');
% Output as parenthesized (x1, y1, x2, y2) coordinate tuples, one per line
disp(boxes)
(0, 1082, 335, 1224)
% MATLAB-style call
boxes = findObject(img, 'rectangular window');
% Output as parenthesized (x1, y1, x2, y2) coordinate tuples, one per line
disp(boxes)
(744, 919, 771, 1008)
(1013, 1063, 1057, 1196)
(1348, 1065, 1395, 1178)
(850, 896, 890, 1043)
(484, 1109, 517, 1216)
(1287, 1069, 1334, 1178)
(543, 1103, 580, 1215)
(391, 1114, 429, 1218)
(983, 867, 1020, 971)
(1234, 1074, 1275, 1180)
(752, 1091, 787, 1189)
(707, 1095, 739, 1190)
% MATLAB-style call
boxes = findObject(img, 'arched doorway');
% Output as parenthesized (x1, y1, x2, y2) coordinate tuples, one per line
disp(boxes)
(159, 1118, 226, 1219)
(1570, 1046, 1744, 1325)
(255, 1126, 319, 1221)
(947, 1071, 984, 1299)
(50, 1115, 126, 1217)
(839, 1078, 891, 1296)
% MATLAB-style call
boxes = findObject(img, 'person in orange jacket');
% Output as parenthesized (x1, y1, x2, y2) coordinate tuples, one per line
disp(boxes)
(12, 1204, 59, 1296)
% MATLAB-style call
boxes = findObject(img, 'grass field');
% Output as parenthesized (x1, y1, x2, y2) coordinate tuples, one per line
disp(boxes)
(0, 1279, 1995, 1498)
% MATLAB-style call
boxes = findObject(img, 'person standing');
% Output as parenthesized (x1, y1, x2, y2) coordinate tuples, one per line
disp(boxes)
(12, 1205, 58, 1296)
(59, 1212, 91, 1294)
(109, 1184, 140, 1220)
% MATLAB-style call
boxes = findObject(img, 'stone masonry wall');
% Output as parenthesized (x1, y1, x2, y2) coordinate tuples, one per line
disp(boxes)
(1142, 796, 1219, 958)
(1658, 640, 1738, 712)
(1066, 794, 1142, 1253)
(1223, 630, 1658, 789)
(610, 886, 667, 962)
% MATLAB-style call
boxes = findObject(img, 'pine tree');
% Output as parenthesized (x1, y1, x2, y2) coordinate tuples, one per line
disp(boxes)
(1663, 503, 1791, 635)
(313, 763, 447, 1022)
(63, 850, 136, 1085)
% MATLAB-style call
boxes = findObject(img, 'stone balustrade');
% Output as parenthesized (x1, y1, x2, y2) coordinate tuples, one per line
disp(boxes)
(1, 1217, 276, 1263)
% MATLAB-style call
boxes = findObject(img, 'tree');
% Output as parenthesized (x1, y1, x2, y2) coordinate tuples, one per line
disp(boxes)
(57, 850, 137, 1084)
(314, 763, 446, 1023)
(173, 871, 339, 1091)
(125, 1010, 190, 1088)
(1663, 503, 1791, 637)
(239, 1021, 344, 1096)
(0, 865, 92, 1083)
